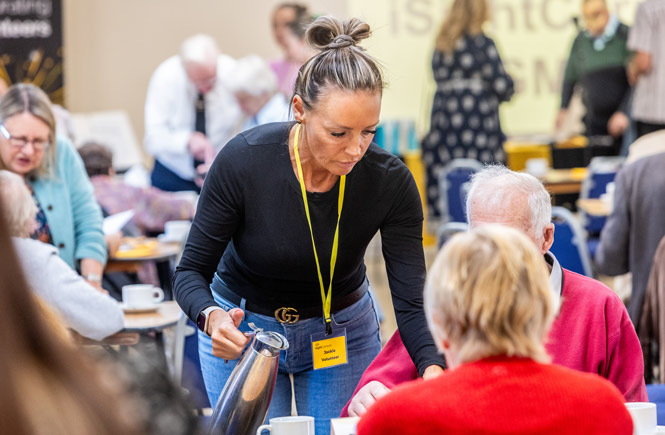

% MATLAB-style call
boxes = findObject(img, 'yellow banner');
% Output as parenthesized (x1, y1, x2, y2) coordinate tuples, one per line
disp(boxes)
(347, 0, 641, 136)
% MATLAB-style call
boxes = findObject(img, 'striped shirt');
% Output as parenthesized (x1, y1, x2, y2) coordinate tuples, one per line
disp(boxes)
(628, 0, 665, 123)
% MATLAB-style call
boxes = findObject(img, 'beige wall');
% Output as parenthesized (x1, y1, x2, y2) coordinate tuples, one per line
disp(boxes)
(62, 0, 347, 148)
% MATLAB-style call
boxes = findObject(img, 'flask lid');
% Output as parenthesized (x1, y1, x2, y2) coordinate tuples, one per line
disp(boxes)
(256, 331, 289, 351)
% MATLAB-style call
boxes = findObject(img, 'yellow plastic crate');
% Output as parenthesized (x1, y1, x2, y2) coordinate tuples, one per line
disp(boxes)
(504, 141, 552, 171)
(403, 151, 436, 246)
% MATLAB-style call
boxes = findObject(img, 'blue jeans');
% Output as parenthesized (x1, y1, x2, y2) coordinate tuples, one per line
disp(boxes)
(199, 275, 381, 435)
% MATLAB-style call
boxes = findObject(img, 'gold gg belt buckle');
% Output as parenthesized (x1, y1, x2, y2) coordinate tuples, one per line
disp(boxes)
(274, 307, 300, 324)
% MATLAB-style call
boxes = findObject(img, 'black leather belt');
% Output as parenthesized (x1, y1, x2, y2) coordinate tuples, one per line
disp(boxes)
(215, 282, 368, 324)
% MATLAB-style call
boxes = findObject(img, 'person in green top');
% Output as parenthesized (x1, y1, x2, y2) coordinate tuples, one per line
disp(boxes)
(555, 0, 632, 155)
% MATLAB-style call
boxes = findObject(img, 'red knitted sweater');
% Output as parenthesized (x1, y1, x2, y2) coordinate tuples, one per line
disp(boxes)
(357, 356, 633, 435)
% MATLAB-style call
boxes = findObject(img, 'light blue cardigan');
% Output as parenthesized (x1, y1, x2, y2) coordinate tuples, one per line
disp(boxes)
(29, 136, 107, 269)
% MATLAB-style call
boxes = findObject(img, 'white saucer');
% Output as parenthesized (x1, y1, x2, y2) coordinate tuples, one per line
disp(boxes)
(121, 303, 160, 314)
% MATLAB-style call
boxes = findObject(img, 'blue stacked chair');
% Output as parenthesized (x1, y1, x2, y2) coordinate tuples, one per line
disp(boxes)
(436, 222, 469, 249)
(579, 157, 624, 259)
(438, 159, 483, 224)
(646, 384, 665, 425)
(550, 206, 593, 277)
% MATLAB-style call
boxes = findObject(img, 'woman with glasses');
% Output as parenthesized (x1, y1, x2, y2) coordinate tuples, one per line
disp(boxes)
(0, 83, 107, 289)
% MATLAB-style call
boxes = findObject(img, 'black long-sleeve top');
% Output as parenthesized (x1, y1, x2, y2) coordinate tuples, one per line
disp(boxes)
(173, 122, 441, 374)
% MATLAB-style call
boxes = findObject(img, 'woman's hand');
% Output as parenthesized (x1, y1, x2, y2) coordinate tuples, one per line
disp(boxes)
(422, 364, 445, 380)
(208, 307, 251, 360)
(347, 381, 391, 417)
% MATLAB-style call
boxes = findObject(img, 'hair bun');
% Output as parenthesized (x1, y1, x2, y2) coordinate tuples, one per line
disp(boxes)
(328, 34, 355, 49)
(306, 16, 371, 51)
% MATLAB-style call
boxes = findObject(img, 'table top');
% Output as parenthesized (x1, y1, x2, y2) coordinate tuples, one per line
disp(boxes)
(123, 301, 182, 332)
(577, 198, 610, 217)
(542, 168, 587, 184)
(540, 168, 587, 195)
(110, 237, 182, 263)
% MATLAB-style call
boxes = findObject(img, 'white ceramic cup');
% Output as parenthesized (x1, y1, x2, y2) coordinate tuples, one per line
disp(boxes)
(164, 220, 191, 241)
(525, 158, 548, 178)
(625, 402, 657, 435)
(256, 416, 315, 435)
(122, 284, 164, 308)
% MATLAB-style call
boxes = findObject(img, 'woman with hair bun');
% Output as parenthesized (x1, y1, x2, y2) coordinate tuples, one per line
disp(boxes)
(174, 15, 442, 432)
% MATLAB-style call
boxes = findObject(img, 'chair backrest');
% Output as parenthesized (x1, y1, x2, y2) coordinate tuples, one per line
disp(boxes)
(580, 156, 624, 199)
(438, 159, 483, 223)
(646, 384, 665, 425)
(550, 206, 593, 277)
(580, 156, 623, 234)
(436, 222, 469, 249)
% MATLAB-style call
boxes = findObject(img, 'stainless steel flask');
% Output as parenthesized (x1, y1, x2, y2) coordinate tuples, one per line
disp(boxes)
(209, 325, 289, 435)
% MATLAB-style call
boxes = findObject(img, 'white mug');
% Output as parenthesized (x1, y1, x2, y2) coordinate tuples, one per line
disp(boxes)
(625, 402, 657, 435)
(164, 220, 191, 241)
(122, 284, 164, 308)
(256, 416, 315, 435)
(525, 158, 548, 178)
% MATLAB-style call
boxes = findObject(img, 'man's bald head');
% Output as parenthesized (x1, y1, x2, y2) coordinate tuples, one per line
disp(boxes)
(466, 165, 555, 254)
(582, 0, 610, 37)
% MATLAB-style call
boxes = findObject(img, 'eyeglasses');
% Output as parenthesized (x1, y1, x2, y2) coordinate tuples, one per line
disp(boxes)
(0, 123, 50, 152)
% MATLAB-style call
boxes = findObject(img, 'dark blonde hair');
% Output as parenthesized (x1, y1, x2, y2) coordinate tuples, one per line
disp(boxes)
(293, 16, 384, 110)
(425, 225, 554, 364)
(0, 83, 57, 178)
(0, 199, 141, 435)
(435, 0, 490, 54)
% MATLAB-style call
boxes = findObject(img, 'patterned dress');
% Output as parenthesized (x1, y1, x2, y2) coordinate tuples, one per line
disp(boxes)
(27, 185, 54, 245)
(422, 33, 514, 219)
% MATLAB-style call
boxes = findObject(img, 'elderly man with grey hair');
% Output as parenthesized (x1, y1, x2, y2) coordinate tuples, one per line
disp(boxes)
(0, 170, 123, 340)
(145, 34, 243, 192)
(342, 165, 646, 417)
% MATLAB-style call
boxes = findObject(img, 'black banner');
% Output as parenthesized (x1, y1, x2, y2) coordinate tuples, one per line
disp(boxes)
(0, 0, 64, 104)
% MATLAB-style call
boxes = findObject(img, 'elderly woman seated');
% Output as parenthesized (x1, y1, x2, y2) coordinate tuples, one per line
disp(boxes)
(358, 225, 633, 435)
(0, 169, 123, 340)
(77, 142, 195, 235)
(227, 55, 290, 131)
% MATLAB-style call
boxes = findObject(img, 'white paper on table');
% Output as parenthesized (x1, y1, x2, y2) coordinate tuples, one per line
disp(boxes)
(103, 210, 135, 235)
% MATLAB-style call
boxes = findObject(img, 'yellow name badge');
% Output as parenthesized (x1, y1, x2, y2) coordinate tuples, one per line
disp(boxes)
(311, 329, 348, 370)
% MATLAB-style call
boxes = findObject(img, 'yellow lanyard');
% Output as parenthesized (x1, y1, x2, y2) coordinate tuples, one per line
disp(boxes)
(293, 123, 346, 334)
